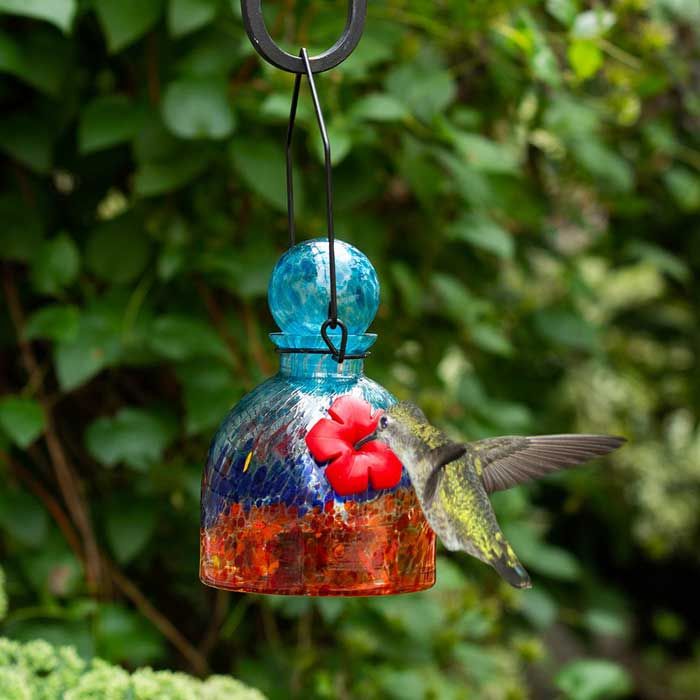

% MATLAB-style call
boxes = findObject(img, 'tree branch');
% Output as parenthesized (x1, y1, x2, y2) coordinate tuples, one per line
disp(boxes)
(107, 562, 209, 677)
(2, 265, 103, 591)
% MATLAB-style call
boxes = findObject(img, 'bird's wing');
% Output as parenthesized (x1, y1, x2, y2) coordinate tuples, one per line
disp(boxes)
(423, 442, 468, 507)
(474, 434, 626, 494)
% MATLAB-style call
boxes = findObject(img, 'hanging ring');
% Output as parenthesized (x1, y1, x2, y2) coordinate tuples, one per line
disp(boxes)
(240, 0, 367, 74)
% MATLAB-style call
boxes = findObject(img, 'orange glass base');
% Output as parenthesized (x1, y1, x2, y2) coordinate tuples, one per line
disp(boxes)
(200, 488, 436, 596)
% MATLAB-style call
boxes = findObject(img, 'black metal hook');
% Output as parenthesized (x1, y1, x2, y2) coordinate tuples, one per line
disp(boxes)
(321, 319, 348, 363)
(240, 0, 367, 74)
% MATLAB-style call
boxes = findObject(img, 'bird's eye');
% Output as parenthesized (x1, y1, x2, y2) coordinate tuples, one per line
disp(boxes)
(379, 415, 389, 429)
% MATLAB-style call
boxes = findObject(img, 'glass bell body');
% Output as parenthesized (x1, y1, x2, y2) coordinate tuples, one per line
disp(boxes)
(199, 239, 436, 595)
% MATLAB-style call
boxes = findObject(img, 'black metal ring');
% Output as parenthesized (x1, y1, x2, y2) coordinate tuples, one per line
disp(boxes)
(240, 0, 367, 74)
(321, 319, 348, 363)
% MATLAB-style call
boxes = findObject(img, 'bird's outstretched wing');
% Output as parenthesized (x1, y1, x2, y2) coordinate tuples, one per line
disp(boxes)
(474, 434, 626, 494)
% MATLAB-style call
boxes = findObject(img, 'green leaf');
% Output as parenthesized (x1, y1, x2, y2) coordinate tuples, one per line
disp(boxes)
(571, 10, 616, 39)
(0, 27, 71, 95)
(94, 0, 164, 53)
(230, 137, 304, 213)
(173, 26, 243, 76)
(547, 0, 580, 26)
(505, 525, 583, 581)
(375, 668, 428, 700)
(470, 324, 513, 356)
(519, 587, 558, 629)
(176, 362, 238, 434)
(0, 396, 45, 448)
(0, 194, 43, 261)
(572, 139, 633, 192)
(338, 27, 397, 80)
(431, 273, 489, 327)
(454, 645, 502, 684)
(652, 610, 685, 641)
(104, 495, 158, 563)
(0, 112, 52, 172)
(390, 262, 424, 317)
(260, 92, 312, 123)
(532, 37, 562, 87)
(168, 0, 218, 37)
(350, 93, 409, 122)
(397, 136, 444, 209)
(0, 489, 48, 547)
(148, 315, 229, 361)
(583, 608, 630, 639)
(24, 304, 80, 342)
(54, 308, 123, 390)
(79, 96, 149, 153)
(196, 243, 276, 300)
(447, 213, 514, 258)
(385, 51, 456, 122)
(310, 120, 353, 166)
(85, 216, 151, 284)
(18, 530, 81, 595)
(530, 545, 582, 580)
(664, 166, 700, 212)
(135, 153, 211, 195)
(85, 407, 177, 470)
(626, 241, 690, 283)
(29, 233, 80, 295)
(656, 0, 700, 22)
(133, 120, 213, 195)
(556, 659, 632, 700)
(162, 76, 235, 140)
(568, 40, 603, 80)
(450, 132, 520, 174)
(0, 0, 76, 32)
(96, 603, 165, 666)
(533, 307, 598, 350)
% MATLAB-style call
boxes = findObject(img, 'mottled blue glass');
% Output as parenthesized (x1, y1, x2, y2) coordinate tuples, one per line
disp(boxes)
(268, 238, 380, 338)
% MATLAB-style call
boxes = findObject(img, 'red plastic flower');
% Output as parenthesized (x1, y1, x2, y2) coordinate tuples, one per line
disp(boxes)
(305, 395, 403, 496)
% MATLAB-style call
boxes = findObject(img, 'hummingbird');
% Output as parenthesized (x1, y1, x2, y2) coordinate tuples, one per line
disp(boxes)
(357, 402, 626, 588)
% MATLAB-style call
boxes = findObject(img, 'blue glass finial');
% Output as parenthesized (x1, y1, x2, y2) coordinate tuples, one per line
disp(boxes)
(268, 238, 380, 336)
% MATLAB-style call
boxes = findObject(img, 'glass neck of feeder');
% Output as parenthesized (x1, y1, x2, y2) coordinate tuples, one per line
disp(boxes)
(279, 353, 365, 379)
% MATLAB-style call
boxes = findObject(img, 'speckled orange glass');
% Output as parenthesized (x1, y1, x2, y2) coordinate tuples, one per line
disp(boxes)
(200, 491, 435, 595)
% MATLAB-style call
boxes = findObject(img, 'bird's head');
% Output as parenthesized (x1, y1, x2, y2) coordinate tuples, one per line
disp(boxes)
(354, 401, 428, 458)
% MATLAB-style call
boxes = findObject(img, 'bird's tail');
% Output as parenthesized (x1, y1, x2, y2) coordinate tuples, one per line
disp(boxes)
(491, 548, 532, 589)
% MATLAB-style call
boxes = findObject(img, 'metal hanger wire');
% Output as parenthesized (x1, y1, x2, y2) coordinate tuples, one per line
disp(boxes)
(240, 2, 368, 363)
(286, 48, 348, 362)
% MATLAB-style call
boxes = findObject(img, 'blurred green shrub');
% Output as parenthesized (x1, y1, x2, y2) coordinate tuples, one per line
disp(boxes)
(0, 638, 266, 700)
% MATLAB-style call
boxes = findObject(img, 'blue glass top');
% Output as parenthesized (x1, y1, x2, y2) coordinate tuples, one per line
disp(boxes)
(268, 238, 380, 342)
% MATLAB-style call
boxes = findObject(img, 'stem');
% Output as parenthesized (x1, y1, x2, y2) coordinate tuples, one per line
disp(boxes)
(2, 265, 103, 592)
(107, 562, 209, 677)
(194, 277, 253, 388)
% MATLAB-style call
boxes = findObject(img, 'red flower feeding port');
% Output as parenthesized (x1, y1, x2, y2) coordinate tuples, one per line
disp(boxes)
(306, 396, 403, 495)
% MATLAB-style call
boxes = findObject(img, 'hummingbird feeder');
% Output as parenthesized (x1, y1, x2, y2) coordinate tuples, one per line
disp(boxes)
(199, 0, 436, 595)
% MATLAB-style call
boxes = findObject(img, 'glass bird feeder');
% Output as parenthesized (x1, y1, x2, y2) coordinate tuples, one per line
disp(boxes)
(200, 239, 436, 595)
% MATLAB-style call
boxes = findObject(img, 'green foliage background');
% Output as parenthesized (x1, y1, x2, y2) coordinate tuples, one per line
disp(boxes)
(1, 0, 699, 698)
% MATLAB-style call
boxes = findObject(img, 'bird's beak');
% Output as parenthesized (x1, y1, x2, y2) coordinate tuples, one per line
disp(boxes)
(354, 430, 378, 450)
